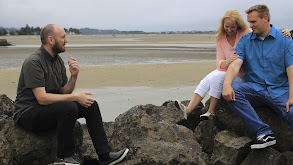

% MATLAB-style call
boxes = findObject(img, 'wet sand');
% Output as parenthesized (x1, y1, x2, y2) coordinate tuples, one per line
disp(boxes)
(0, 34, 217, 121)
(0, 62, 216, 100)
(1, 34, 216, 45)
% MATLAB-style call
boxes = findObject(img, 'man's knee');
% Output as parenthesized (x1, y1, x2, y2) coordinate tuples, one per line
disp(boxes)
(89, 101, 100, 111)
(231, 82, 242, 90)
(231, 82, 248, 96)
(59, 101, 79, 118)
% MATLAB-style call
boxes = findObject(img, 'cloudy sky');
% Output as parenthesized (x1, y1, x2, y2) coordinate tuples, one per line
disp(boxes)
(1, 0, 292, 32)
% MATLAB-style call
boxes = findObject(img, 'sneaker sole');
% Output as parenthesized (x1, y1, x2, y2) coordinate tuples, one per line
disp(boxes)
(200, 116, 209, 121)
(109, 148, 129, 165)
(250, 139, 276, 149)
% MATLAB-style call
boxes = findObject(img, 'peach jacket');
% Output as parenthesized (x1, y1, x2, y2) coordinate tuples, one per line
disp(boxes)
(216, 29, 251, 78)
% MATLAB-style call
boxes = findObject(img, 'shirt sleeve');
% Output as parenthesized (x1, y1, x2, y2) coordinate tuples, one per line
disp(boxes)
(235, 35, 247, 61)
(216, 39, 227, 71)
(22, 58, 45, 89)
(285, 37, 293, 68)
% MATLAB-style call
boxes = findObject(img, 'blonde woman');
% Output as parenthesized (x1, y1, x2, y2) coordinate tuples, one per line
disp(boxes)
(175, 9, 291, 120)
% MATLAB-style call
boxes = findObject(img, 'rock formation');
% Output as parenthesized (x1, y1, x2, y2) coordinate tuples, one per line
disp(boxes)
(1, 93, 293, 165)
(0, 94, 83, 165)
(0, 39, 11, 46)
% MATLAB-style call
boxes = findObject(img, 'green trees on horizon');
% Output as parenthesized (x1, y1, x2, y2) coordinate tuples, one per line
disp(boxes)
(0, 24, 80, 36)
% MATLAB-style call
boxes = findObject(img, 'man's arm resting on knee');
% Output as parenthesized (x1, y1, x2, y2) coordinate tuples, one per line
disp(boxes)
(222, 58, 243, 101)
(286, 65, 293, 112)
(32, 87, 95, 107)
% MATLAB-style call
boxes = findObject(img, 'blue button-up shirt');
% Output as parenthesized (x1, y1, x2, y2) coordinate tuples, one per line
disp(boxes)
(235, 25, 293, 99)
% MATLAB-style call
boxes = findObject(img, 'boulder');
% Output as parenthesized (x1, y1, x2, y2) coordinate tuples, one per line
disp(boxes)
(108, 103, 206, 164)
(210, 130, 251, 165)
(0, 39, 11, 46)
(0, 94, 14, 119)
(194, 117, 219, 154)
(240, 147, 287, 165)
(82, 98, 293, 165)
(0, 94, 83, 165)
(1, 93, 293, 165)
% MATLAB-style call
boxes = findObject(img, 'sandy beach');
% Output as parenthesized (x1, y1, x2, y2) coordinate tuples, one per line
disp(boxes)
(0, 62, 216, 99)
(0, 34, 217, 121)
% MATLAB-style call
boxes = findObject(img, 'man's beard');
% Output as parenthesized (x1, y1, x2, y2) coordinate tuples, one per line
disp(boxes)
(52, 42, 65, 55)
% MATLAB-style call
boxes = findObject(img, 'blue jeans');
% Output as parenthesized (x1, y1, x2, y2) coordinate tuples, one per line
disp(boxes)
(226, 82, 293, 141)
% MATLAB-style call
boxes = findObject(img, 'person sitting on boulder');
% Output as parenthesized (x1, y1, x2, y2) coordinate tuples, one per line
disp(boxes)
(13, 24, 129, 165)
(174, 9, 291, 121)
(222, 4, 293, 149)
(174, 9, 250, 120)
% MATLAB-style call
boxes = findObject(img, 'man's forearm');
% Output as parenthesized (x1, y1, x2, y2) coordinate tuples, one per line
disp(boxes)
(223, 59, 243, 86)
(60, 76, 77, 94)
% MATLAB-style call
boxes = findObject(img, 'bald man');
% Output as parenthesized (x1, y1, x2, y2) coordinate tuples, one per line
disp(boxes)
(14, 24, 128, 165)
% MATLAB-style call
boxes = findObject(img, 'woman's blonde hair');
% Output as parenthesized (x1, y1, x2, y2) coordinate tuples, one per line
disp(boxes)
(216, 9, 249, 41)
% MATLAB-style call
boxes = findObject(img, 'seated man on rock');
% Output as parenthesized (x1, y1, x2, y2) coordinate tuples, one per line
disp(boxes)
(13, 24, 128, 165)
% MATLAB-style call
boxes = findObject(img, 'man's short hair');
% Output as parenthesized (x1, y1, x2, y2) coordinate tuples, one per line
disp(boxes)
(245, 4, 270, 22)
(40, 24, 55, 45)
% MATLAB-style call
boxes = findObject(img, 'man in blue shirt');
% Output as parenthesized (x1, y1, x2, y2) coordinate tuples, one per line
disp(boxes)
(222, 4, 293, 149)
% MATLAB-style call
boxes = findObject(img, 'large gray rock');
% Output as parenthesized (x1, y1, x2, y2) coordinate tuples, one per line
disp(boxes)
(210, 130, 251, 165)
(0, 94, 14, 119)
(240, 147, 287, 165)
(282, 151, 293, 165)
(194, 117, 219, 154)
(0, 94, 83, 165)
(81, 99, 293, 165)
(2, 93, 293, 165)
(6, 122, 83, 165)
(108, 102, 206, 164)
(0, 39, 11, 46)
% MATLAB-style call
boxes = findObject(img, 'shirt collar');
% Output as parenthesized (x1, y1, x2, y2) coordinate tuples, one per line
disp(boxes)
(40, 45, 58, 62)
(250, 24, 276, 40)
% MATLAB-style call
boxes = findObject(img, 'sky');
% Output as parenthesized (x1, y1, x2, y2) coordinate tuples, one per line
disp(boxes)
(0, 0, 292, 32)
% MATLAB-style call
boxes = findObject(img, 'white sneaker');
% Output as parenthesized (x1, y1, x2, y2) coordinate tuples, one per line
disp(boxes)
(200, 112, 213, 120)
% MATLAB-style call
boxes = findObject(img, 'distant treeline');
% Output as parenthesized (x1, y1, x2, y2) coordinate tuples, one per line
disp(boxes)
(0, 24, 217, 36)
(0, 24, 81, 36)
(79, 28, 216, 35)
(79, 28, 145, 35)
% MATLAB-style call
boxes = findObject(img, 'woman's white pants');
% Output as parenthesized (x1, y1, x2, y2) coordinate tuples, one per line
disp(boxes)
(194, 69, 244, 99)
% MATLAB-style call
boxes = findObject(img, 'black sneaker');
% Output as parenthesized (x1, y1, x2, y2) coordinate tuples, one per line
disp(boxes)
(100, 148, 129, 165)
(54, 157, 80, 165)
(250, 134, 276, 149)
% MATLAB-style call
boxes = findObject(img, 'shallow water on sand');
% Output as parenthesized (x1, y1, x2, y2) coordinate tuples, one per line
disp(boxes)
(0, 41, 214, 122)
(75, 86, 209, 122)
(0, 43, 216, 69)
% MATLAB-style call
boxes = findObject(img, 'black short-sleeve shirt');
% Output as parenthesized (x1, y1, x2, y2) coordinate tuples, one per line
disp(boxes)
(14, 46, 68, 123)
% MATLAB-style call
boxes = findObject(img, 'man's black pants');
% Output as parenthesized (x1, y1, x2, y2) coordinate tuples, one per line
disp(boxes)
(18, 101, 110, 158)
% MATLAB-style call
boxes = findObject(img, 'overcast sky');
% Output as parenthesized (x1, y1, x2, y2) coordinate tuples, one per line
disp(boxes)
(1, 0, 292, 32)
